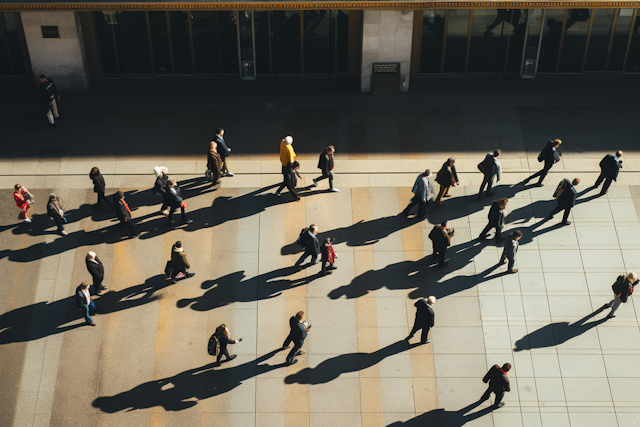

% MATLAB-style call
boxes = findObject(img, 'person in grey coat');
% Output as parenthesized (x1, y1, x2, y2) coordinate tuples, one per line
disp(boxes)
(479, 197, 508, 243)
(478, 149, 502, 198)
(295, 224, 320, 268)
(499, 230, 522, 273)
(403, 169, 434, 219)
(405, 296, 436, 344)
(213, 128, 233, 177)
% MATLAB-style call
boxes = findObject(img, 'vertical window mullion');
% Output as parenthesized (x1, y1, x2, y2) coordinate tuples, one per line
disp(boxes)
(464, 9, 473, 74)
(555, 9, 569, 73)
(300, 10, 304, 74)
(440, 10, 449, 73)
(580, 8, 596, 73)
(621, 8, 638, 72)
(166, 11, 175, 75)
(603, 9, 620, 73)
(145, 12, 156, 75)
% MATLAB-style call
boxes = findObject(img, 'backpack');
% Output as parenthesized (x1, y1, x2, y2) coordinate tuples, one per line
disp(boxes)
(477, 162, 485, 173)
(296, 228, 308, 247)
(164, 260, 174, 278)
(207, 333, 220, 356)
(553, 180, 567, 199)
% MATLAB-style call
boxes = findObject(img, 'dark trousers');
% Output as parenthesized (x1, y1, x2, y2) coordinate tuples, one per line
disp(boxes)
(499, 254, 515, 272)
(169, 206, 188, 223)
(480, 223, 502, 241)
(216, 348, 230, 363)
(220, 153, 229, 173)
(53, 215, 66, 232)
(287, 343, 302, 363)
(92, 276, 104, 291)
(594, 172, 613, 194)
(315, 171, 334, 189)
(408, 322, 431, 343)
(526, 164, 552, 184)
(159, 193, 169, 212)
(322, 261, 334, 273)
(296, 250, 318, 266)
(480, 386, 505, 407)
(433, 247, 447, 266)
(119, 219, 136, 236)
(276, 178, 299, 201)
(80, 300, 96, 323)
(282, 333, 293, 348)
(97, 191, 112, 207)
(549, 204, 571, 223)
(479, 174, 494, 195)
(403, 194, 426, 218)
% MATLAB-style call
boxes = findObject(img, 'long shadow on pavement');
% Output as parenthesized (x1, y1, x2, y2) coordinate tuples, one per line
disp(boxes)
(386, 400, 494, 427)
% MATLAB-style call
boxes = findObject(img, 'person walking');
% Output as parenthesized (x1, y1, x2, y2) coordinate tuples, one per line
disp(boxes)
(166, 179, 193, 225)
(295, 224, 320, 268)
(428, 221, 452, 267)
(479, 363, 511, 409)
(320, 237, 337, 275)
(478, 149, 502, 198)
(13, 184, 32, 223)
(282, 311, 309, 349)
(153, 166, 170, 215)
(286, 313, 311, 365)
(479, 197, 508, 243)
(403, 169, 434, 219)
(213, 324, 242, 366)
(213, 128, 233, 177)
(275, 161, 301, 201)
(75, 282, 96, 326)
(170, 241, 195, 284)
(312, 145, 338, 192)
(47, 194, 68, 236)
(113, 191, 137, 237)
(593, 150, 623, 196)
(499, 230, 522, 274)
(89, 167, 112, 207)
(605, 271, 638, 318)
(207, 141, 223, 185)
(86, 251, 108, 293)
(523, 139, 562, 187)
(548, 178, 579, 225)
(279, 135, 296, 172)
(38, 74, 60, 128)
(406, 296, 436, 344)
(435, 158, 459, 206)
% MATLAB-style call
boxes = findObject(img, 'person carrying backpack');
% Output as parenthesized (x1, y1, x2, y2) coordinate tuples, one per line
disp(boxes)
(605, 271, 638, 318)
(548, 178, 579, 225)
(295, 224, 320, 268)
(211, 324, 242, 366)
(522, 139, 562, 187)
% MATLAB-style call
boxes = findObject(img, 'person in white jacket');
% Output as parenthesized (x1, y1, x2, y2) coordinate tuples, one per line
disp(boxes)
(403, 169, 434, 219)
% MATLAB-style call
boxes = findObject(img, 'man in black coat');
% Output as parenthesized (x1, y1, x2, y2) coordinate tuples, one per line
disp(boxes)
(605, 271, 638, 318)
(479, 197, 508, 243)
(86, 251, 107, 293)
(312, 146, 338, 192)
(479, 363, 511, 409)
(478, 149, 501, 198)
(499, 230, 522, 274)
(435, 157, 459, 205)
(523, 139, 562, 186)
(548, 178, 579, 225)
(428, 221, 452, 267)
(295, 224, 320, 268)
(166, 179, 193, 225)
(113, 191, 137, 237)
(282, 311, 306, 349)
(38, 74, 60, 128)
(286, 313, 310, 365)
(406, 296, 436, 344)
(214, 128, 233, 177)
(593, 150, 623, 196)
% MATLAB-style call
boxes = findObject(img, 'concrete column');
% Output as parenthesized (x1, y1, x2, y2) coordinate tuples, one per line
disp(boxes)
(361, 10, 414, 93)
(20, 12, 89, 91)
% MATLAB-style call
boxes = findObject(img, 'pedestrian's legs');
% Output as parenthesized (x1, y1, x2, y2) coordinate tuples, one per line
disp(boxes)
(594, 172, 605, 188)
(282, 334, 293, 349)
(222, 158, 230, 174)
(486, 176, 493, 193)
(495, 226, 502, 242)
(286, 181, 299, 201)
(601, 177, 613, 195)
(216, 348, 230, 363)
(561, 207, 571, 224)
(275, 179, 287, 195)
(407, 319, 421, 339)
(438, 249, 446, 266)
(124, 220, 136, 236)
(610, 294, 623, 316)
(420, 326, 431, 343)
(53, 216, 65, 232)
(50, 99, 60, 118)
(180, 206, 188, 222)
(479, 386, 493, 402)
(507, 257, 515, 272)
(287, 344, 301, 363)
(45, 106, 55, 125)
(81, 301, 96, 323)
(417, 199, 426, 218)
(479, 222, 492, 239)
(436, 185, 449, 203)
(479, 176, 489, 195)
(22, 204, 30, 220)
(493, 390, 505, 407)
(220, 154, 228, 174)
(536, 165, 552, 185)
(548, 205, 562, 219)
(328, 171, 334, 189)
(295, 251, 311, 267)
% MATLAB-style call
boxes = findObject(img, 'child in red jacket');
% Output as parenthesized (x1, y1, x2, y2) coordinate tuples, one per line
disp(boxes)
(14, 184, 32, 222)
(321, 237, 338, 276)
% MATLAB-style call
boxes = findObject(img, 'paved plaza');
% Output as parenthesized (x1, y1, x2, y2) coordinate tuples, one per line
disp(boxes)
(2, 76, 640, 427)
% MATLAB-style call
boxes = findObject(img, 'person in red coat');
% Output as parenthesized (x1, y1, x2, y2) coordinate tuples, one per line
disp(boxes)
(14, 184, 32, 223)
(320, 237, 338, 275)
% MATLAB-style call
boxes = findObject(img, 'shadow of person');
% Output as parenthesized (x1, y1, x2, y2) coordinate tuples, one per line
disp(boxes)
(176, 266, 307, 311)
(11, 203, 97, 237)
(95, 274, 171, 314)
(285, 340, 418, 385)
(514, 305, 608, 351)
(387, 400, 493, 426)
(92, 350, 283, 412)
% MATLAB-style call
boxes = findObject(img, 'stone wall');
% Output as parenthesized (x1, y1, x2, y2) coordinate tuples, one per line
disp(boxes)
(361, 10, 414, 93)
(20, 12, 89, 91)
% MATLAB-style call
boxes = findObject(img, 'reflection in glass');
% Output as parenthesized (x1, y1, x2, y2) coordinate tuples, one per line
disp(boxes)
(191, 11, 217, 74)
(584, 9, 615, 72)
(169, 11, 192, 74)
(119, 11, 153, 74)
(538, 9, 565, 72)
(93, 12, 124, 75)
(0, 13, 26, 75)
(559, 9, 590, 72)
(254, 11, 273, 74)
(444, 9, 470, 72)
(497, 9, 526, 73)
(304, 10, 330, 73)
(148, 12, 171, 74)
(0, 13, 10, 75)
(332, 10, 349, 74)
(420, 9, 445, 73)
(217, 11, 239, 75)
(468, 9, 506, 72)
(624, 13, 640, 72)
(275, 11, 301, 74)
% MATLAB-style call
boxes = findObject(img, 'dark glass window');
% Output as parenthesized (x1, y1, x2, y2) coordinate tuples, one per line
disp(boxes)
(497, 9, 526, 73)
(275, 11, 301, 74)
(216, 11, 239, 75)
(609, 9, 634, 72)
(444, 10, 470, 73)
(191, 11, 218, 74)
(255, 11, 274, 74)
(538, 9, 565, 72)
(119, 11, 152, 74)
(148, 12, 171, 74)
(169, 11, 193, 74)
(0, 14, 11, 75)
(0, 12, 27, 75)
(584, 9, 615, 72)
(304, 10, 330, 73)
(93, 12, 124, 75)
(624, 13, 640, 72)
(419, 9, 445, 73)
(559, 9, 591, 72)
(522, 9, 544, 76)
(332, 10, 349, 74)
(468, 10, 505, 73)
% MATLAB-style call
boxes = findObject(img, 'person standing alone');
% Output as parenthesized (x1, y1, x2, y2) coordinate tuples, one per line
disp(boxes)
(214, 128, 233, 177)
(406, 296, 436, 344)
(499, 230, 522, 274)
(605, 271, 638, 318)
(428, 221, 452, 267)
(38, 74, 60, 128)
(312, 146, 338, 192)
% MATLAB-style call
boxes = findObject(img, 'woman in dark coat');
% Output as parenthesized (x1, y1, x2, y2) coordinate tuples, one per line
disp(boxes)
(89, 167, 112, 207)
(207, 141, 223, 185)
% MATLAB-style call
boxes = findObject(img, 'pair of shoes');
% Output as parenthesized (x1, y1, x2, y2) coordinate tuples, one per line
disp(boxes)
(225, 172, 234, 177)
(185, 219, 193, 224)
(562, 221, 572, 226)
(186, 273, 195, 278)
(443, 193, 452, 197)
(275, 192, 281, 197)
(508, 269, 518, 274)
(226, 355, 237, 361)
(311, 179, 318, 188)
(88, 321, 97, 326)
(493, 402, 505, 409)
(330, 188, 339, 192)
(421, 339, 432, 344)
(287, 359, 298, 365)
(61, 230, 68, 235)
(328, 265, 337, 270)
(24, 218, 32, 223)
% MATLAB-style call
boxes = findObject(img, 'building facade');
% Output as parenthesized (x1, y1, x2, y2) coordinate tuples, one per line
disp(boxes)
(1, 3, 639, 92)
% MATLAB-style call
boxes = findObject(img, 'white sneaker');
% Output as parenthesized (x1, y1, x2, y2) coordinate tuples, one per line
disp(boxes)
(330, 188, 339, 192)
(24, 218, 31, 223)
(226, 172, 234, 177)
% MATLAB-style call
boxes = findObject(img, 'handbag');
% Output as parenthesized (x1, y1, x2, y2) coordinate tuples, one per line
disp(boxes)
(205, 169, 213, 180)
(26, 193, 35, 204)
